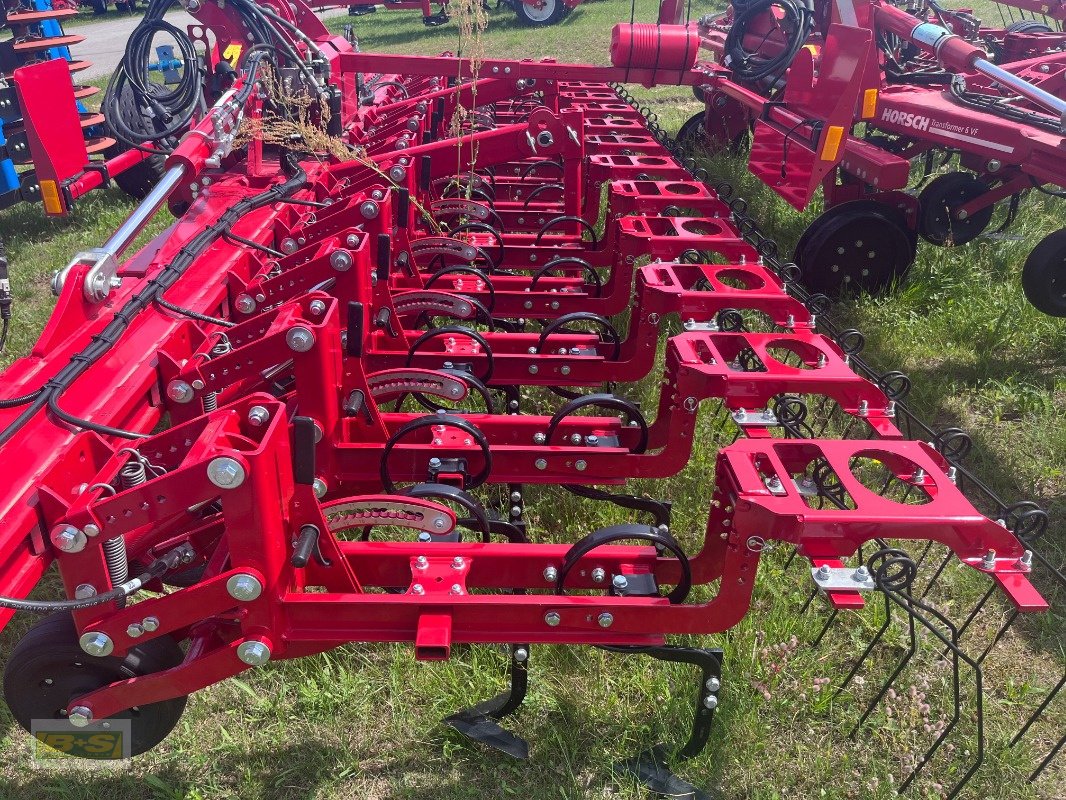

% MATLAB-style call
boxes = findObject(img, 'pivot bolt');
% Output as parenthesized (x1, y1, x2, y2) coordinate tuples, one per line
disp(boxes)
(127, 623, 144, 638)
(533, 433, 547, 444)
(51, 525, 87, 554)
(360, 200, 380, 219)
(309, 299, 327, 316)
(544, 611, 561, 627)
(514, 647, 529, 662)
(536, 130, 554, 147)
(167, 380, 194, 404)
(79, 632, 114, 657)
(612, 574, 629, 590)
(235, 295, 256, 314)
(247, 405, 271, 426)
(142, 616, 160, 632)
(591, 567, 606, 583)
(236, 640, 272, 666)
(207, 457, 246, 489)
(312, 477, 328, 499)
(330, 250, 353, 271)
(543, 566, 558, 582)
(703, 695, 719, 710)
(68, 706, 93, 727)
(226, 573, 263, 601)
(286, 327, 315, 353)
(598, 612, 614, 628)
(705, 677, 721, 692)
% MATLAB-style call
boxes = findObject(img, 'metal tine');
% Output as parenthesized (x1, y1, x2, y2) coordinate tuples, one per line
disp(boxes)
(950, 584, 997, 649)
(811, 608, 838, 647)
(834, 592, 893, 699)
(913, 539, 938, 569)
(1011, 668, 1066, 747)
(849, 597, 917, 738)
(975, 608, 1020, 666)
(1031, 730, 1066, 782)
(919, 551, 954, 600)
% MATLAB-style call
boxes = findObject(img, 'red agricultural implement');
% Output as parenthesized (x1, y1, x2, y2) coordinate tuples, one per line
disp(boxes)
(673, 0, 1066, 315)
(328, 0, 580, 28)
(0, 0, 1061, 795)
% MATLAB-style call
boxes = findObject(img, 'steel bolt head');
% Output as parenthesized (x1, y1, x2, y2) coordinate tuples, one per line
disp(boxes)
(207, 457, 246, 489)
(586, 435, 599, 445)
(142, 616, 160, 633)
(68, 706, 93, 727)
(703, 694, 719, 710)
(360, 200, 380, 219)
(428, 457, 442, 469)
(330, 250, 353, 271)
(612, 574, 629, 590)
(345, 234, 360, 248)
(235, 295, 256, 314)
(51, 525, 87, 554)
(74, 583, 97, 600)
(452, 556, 465, 570)
(312, 477, 328, 499)
(705, 677, 721, 692)
(286, 327, 315, 353)
(570, 433, 582, 445)
(514, 647, 529, 662)
(389, 165, 407, 182)
(411, 583, 426, 595)
(852, 566, 871, 582)
(247, 405, 271, 427)
(450, 583, 464, 595)
(280, 238, 298, 254)
(535, 458, 548, 470)
(236, 640, 272, 666)
(815, 564, 831, 581)
(510, 492, 522, 503)
(543, 566, 558, 582)
(544, 611, 561, 627)
(167, 380, 195, 404)
(591, 567, 606, 583)
(309, 299, 327, 316)
(226, 573, 263, 602)
(575, 460, 587, 472)
(127, 623, 144, 638)
(510, 505, 522, 517)
(83, 523, 101, 538)
(598, 612, 614, 628)
(79, 632, 114, 657)
(416, 555, 429, 570)
(533, 432, 547, 445)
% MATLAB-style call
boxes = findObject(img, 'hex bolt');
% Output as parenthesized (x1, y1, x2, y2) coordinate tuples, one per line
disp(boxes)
(510, 491, 522, 503)
(815, 564, 832, 581)
(207, 457, 246, 489)
(79, 632, 114, 657)
(591, 567, 606, 583)
(428, 457, 442, 469)
(345, 234, 360, 248)
(51, 525, 87, 554)
(544, 611, 561, 627)
(514, 647, 529, 662)
(415, 555, 429, 570)
(510, 505, 522, 517)
(703, 694, 719, 710)
(705, 677, 721, 692)
(167, 380, 195, 404)
(452, 556, 465, 570)
(450, 584, 464, 595)
(535, 458, 548, 470)
(575, 460, 588, 471)
(235, 295, 257, 314)
(586, 435, 599, 445)
(226, 573, 263, 601)
(1018, 550, 1033, 569)
(360, 200, 380, 219)
(236, 640, 272, 666)
(74, 583, 97, 600)
(417, 532, 432, 543)
(330, 250, 353, 271)
(83, 523, 101, 538)
(280, 238, 298, 254)
(127, 623, 144, 638)
(598, 612, 614, 628)
(982, 550, 997, 570)
(286, 327, 315, 353)
(309, 299, 327, 316)
(528, 364, 538, 375)
(543, 565, 558, 582)
(312, 477, 328, 499)
(852, 565, 871, 582)
(142, 616, 160, 633)
(533, 432, 547, 444)
(68, 706, 93, 727)
(412, 583, 426, 595)
(612, 574, 629, 590)
(247, 405, 271, 426)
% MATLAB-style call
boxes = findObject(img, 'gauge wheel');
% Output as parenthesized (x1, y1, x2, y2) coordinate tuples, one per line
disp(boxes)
(515, 0, 569, 26)
(1022, 228, 1066, 317)
(794, 200, 916, 297)
(917, 172, 994, 246)
(3, 613, 187, 758)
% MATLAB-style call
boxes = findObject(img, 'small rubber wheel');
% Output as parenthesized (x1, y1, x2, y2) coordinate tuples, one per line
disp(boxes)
(3, 613, 187, 758)
(794, 200, 915, 297)
(1022, 228, 1066, 317)
(102, 83, 172, 200)
(1005, 20, 1052, 33)
(515, 0, 569, 26)
(917, 172, 994, 246)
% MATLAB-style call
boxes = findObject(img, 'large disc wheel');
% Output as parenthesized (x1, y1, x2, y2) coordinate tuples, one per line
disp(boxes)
(103, 83, 174, 200)
(515, 0, 569, 27)
(3, 613, 187, 758)
(675, 112, 707, 151)
(794, 201, 916, 297)
(917, 172, 994, 247)
(1022, 228, 1066, 317)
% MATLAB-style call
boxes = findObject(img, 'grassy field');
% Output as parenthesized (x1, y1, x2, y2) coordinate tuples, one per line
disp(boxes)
(0, 1, 1063, 799)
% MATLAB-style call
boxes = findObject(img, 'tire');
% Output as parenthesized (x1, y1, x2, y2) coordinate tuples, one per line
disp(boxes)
(1005, 20, 1052, 34)
(515, 0, 569, 26)
(3, 613, 187, 757)
(917, 172, 994, 247)
(1022, 228, 1066, 317)
(90, 0, 107, 14)
(102, 82, 171, 200)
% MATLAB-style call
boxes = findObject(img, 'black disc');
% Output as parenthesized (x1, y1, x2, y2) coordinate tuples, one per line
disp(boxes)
(917, 172, 994, 246)
(1022, 228, 1066, 317)
(3, 613, 187, 758)
(795, 201, 915, 297)
(675, 112, 707, 151)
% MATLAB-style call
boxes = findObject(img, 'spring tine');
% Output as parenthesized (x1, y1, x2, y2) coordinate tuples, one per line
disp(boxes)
(913, 539, 937, 569)
(835, 593, 892, 699)
(811, 608, 838, 647)
(849, 600, 917, 738)
(950, 584, 997, 651)
(919, 552, 954, 599)
(975, 609, 1019, 665)
(783, 545, 799, 570)
(1030, 729, 1066, 782)
(798, 586, 819, 615)
(1012, 668, 1066, 746)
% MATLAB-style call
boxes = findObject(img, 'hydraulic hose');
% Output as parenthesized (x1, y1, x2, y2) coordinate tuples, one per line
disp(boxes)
(723, 0, 815, 83)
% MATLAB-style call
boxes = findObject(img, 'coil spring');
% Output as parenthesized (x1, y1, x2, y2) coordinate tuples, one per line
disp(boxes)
(203, 336, 233, 413)
(104, 452, 153, 591)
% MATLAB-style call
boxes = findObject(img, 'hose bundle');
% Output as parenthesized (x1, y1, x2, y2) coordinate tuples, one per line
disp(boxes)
(723, 0, 815, 83)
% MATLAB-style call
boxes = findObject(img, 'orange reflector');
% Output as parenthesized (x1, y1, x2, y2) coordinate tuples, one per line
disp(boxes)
(862, 88, 878, 119)
(820, 126, 844, 162)
(39, 179, 65, 216)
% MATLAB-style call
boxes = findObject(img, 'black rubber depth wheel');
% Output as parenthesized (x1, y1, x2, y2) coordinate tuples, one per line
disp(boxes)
(917, 172, 994, 247)
(515, 0, 569, 26)
(1022, 228, 1066, 317)
(102, 83, 173, 200)
(794, 200, 915, 297)
(3, 613, 187, 758)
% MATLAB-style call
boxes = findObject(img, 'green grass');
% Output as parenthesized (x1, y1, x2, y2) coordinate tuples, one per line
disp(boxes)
(0, 1, 1064, 799)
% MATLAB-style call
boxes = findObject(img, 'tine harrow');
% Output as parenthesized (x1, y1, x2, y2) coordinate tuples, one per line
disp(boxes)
(0, 0, 1059, 795)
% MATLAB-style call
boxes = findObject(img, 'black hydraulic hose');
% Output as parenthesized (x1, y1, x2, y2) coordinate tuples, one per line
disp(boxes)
(723, 0, 814, 83)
